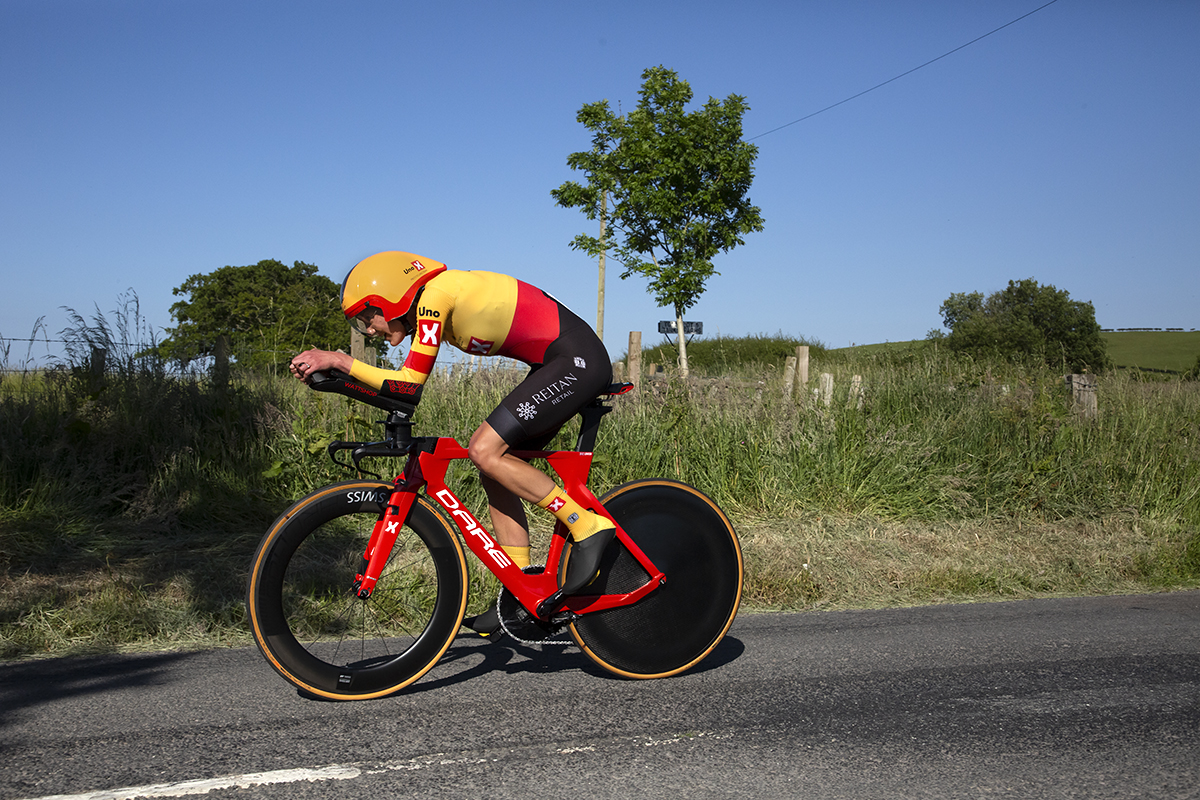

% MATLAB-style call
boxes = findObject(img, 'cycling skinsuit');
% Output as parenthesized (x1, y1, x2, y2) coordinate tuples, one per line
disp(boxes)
(348, 269, 612, 447)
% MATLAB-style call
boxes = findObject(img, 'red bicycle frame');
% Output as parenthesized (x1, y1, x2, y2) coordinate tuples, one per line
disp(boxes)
(356, 437, 665, 619)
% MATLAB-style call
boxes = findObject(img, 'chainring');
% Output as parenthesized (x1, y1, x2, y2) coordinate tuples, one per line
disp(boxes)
(497, 566, 574, 646)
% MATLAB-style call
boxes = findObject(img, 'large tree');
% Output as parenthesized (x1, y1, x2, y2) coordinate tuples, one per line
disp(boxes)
(932, 278, 1110, 372)
(159, 259, 351, 372)
(552, 66, 764, 376)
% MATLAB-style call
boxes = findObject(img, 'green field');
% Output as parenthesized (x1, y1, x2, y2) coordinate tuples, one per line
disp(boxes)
(828, 331, 1200, 375)
(1102, 330, 1200, 373)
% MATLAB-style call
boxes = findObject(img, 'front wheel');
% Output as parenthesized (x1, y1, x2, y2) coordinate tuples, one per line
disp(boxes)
(247, 481, 468, 700)
(567, 479, 743, 679)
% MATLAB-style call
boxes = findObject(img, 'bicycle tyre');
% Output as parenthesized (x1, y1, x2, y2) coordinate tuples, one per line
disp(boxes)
(566, 479, 743, 679)
(247, 481, 468, 700)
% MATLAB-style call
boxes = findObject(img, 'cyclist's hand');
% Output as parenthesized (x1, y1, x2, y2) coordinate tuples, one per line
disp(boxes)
(290, 349, 351, 383)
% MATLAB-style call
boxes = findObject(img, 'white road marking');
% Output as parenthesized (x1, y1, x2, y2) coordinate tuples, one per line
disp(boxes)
(18, 765, 362, 800)
(18, 731, 733, 800)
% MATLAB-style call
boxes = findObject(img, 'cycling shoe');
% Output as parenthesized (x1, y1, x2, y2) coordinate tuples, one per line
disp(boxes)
(561, 527, 615, 595)
(462, 601, 502, 638)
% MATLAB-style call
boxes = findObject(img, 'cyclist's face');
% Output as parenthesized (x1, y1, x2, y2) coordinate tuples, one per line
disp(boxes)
(353, 310, 408, 346)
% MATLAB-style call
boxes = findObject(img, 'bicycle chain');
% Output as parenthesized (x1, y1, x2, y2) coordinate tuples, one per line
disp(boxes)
(496, 566, 575, 646)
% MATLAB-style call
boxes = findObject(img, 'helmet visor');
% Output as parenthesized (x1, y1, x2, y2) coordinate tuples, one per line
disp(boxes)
(349, 305, 384, 336)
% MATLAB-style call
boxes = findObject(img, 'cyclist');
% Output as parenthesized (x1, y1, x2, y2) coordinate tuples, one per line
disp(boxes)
(289, 251, 615, 635)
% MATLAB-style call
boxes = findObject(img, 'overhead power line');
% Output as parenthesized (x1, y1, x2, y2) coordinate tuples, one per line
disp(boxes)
(748, 0, 1063, 141)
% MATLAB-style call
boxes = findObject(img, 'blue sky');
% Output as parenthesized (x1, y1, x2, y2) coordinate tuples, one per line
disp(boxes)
(3, 0, 1197, 367)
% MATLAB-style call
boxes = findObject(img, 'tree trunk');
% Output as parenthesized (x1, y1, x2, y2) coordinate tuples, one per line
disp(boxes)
(676, 307, 689, 378)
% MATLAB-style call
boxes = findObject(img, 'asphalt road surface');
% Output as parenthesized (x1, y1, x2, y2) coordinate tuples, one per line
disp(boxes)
(2, 592, 1197, 800)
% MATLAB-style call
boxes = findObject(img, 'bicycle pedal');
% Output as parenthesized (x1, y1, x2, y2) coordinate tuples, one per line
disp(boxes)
(499, 581, 573, 646)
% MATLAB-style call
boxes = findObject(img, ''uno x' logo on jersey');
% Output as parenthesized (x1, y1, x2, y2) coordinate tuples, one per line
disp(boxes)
(467, 337, 493, 355)
(419, 320, 442, 346)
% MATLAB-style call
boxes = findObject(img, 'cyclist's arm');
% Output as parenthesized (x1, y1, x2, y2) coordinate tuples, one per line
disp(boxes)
(345, 358, 427, 403)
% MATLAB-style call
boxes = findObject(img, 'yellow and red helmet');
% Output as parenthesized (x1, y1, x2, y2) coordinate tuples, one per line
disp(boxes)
(340, 251, 447, 324)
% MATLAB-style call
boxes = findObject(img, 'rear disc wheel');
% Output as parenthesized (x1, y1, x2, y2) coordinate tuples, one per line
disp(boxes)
(566, 479, 743, 679)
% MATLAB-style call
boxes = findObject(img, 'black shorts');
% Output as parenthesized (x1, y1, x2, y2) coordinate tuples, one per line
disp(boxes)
(486, 311, 612, 449)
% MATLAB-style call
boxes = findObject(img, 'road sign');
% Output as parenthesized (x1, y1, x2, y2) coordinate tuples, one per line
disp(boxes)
(657, 320, 703, 335)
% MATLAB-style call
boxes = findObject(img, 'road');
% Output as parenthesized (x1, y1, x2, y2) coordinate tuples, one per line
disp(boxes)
(2, 592, 1197, 800)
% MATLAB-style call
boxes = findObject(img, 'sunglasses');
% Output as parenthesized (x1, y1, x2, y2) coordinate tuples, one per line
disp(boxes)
(349, 307, 411, 338)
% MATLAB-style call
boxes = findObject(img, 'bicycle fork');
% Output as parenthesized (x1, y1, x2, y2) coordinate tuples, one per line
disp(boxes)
(353, 449, 426, 600)
(353, 490, 418, 599)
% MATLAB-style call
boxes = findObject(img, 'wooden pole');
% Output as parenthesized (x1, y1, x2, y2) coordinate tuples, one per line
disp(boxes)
(819, 373, 833, 407)
(796, 345, 809, 386)
(89, 347, 106, 394)
(848, 374, 863, 410)
(783, 356, 797, 399)
(212, 335, 229, 391)
(1066, 374, 1098, 419)
(628, 331, 642, 389)
(597, 190, 606, 340)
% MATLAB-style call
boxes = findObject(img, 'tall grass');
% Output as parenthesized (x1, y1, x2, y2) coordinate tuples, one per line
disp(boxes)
(2, 323, 1197, 659)
(633, 332, 827, 376)
(595, 348, 1200, 526)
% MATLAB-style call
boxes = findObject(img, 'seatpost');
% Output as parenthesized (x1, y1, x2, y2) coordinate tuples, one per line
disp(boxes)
(574, 400, 613, 452)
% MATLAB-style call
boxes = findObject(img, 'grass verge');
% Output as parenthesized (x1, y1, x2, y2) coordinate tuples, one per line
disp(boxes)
(3, 328, 1198, 659)
(3, 512, 1196, 659)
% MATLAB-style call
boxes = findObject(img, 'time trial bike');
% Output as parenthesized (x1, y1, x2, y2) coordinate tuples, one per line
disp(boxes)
(247, 368, 743, 700)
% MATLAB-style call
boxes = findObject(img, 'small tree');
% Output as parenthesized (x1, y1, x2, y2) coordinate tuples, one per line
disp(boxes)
(553, 66, 764, 377)
(932, 278, 1110, 372)
(159, 259, 356, 373)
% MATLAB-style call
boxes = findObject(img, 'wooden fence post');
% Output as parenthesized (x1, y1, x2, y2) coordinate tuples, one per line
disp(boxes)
(89, 347, 107, 394)
(1066, 374, 1098, 419)
(628, 331, 642, 390)
(796, 345, 809, 387)
(848, 374, 864, 409)
(351, 329, 366, 363)
(819, 373, 833, 407)
(212, 335, 229, 391)
(783, 356, 797, 399)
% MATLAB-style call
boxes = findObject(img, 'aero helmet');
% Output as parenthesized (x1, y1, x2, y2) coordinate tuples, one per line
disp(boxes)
(341, 251, 447, 326)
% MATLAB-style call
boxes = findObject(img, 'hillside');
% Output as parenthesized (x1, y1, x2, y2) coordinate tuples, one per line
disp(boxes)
(827, 331, 1199, 374)
(1102, 330, 1200, 373)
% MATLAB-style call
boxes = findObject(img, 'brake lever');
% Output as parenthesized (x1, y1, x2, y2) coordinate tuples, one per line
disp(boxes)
(327, 439, 385, 479)
(352, 442, 412, 479)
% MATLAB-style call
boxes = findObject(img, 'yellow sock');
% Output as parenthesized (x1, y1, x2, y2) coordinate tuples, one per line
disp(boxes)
(536, 486, 608, 541)
(500, 545, 531, 570)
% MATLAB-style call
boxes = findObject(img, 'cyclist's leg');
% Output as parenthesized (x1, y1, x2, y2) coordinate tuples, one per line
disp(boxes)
(460, 485, 530, 637)
(470, 424, 610, 589)
(463, 417, 558, 636)
(470, 322, 613, 592)
(479, 471, 533, 549)
(469, 424, 557, 511)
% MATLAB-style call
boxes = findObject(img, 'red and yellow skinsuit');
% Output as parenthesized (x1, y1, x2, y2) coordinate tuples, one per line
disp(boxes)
(347, 270, 563, 395)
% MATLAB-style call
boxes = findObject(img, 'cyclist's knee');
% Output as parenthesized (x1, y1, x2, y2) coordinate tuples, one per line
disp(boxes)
(467, 424, 507, 473)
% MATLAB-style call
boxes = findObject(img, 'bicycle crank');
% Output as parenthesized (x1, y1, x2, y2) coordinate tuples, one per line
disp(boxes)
(498, 567, 575, 646)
